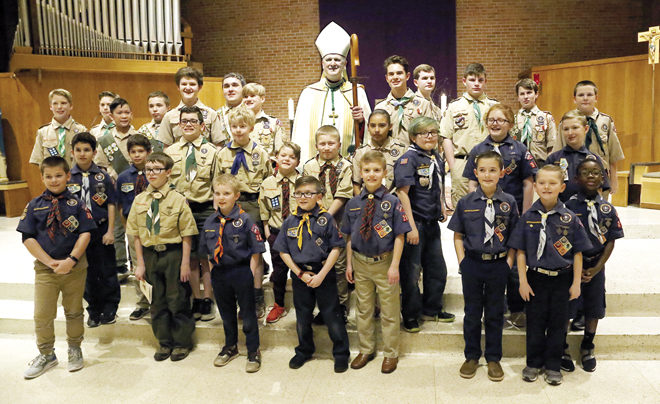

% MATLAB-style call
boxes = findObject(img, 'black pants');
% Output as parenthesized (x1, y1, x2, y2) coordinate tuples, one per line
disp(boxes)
(84, 221, 121, 318)
(268, 229, 289, 307)
(211, 263, 260, 352)
(291, 266, 349, 361)
(506, 263, 526, 313)
(526, 269, 572, 371)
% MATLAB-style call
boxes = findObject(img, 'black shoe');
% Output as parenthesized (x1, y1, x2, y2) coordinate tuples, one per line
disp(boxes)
(334, 358, 349, 373)
(129, 308, 149, 321)
(403, 319, 420, 333)
(192, 298, 203, 321)
(570, 315, 585, 331)
(154, 346, 171, 361)
(171, 347, 190, 362)
(312, 312, 325, 325)
(561, 351, 575, 372)
(200, 298, 216, 322)
(340, 305, 348, 324)
(289, 354, 310, 369)
(87, 316, 101, 328)
(437, 311, 456, 323)
(100, 313, 117, 325)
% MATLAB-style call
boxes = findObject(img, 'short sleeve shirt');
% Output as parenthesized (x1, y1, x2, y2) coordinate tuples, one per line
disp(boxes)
(565, 193, 624, 257)
(157, 100, 226, 146)
(165, 136, 220, 203)
(546, 146, 611, 202)
(259, 171, 300, 231)
(351, 137, 406, 192)
(116, 164, 144, 218)
(68, 163, 117, 222)
(511, 106, 557, 162)
(30, 117, 87, 167)
(439, 93, 497, 156)
(217, 140, 273, 194)
(393, 144, 444, 221)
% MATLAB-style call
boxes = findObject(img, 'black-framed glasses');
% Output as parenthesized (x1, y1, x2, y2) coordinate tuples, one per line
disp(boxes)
(145, 168, 165, 174)
(487, 118, 510, 125)
(180, 119, 200, 126)
(293, 191, 320, 198)
(578, 169, 602, 177)
(416, 131, 439, 138)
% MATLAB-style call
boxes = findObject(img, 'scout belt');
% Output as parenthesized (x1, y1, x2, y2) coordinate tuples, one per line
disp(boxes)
(531, 265, 571, 276)
(354, 250, 393, 263)
(145, 243, 181, 252)
(466, 250, 507, 261)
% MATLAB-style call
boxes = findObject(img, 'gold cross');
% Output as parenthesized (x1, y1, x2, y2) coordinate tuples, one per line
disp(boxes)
(639, 26, 660, 65)
(328, 112, 339, 125)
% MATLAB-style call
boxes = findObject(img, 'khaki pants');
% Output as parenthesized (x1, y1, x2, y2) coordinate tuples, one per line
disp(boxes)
(34, 254, 88, 354)
(127, 235, 149, 309)
(353, 251, 400, 358)
(451, 158, 470, 208)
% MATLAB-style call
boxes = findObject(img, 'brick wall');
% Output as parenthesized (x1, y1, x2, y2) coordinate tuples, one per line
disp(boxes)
(182, 0, 321, 131)
(455, 0, 647, 106)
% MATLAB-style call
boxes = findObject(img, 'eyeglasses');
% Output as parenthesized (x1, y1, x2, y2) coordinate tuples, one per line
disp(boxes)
(145, 168, 165, 174)
(487, 118, 510, 125)
(416, 131, 439, 138)
(293, 191, 320, 198)
(180, 119, 200, 126)
(578, 169, 602, 177)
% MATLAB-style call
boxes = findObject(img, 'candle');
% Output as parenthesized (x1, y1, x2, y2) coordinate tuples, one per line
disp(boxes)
(441, 93, 447, 113)
(288, 98, 294, 120)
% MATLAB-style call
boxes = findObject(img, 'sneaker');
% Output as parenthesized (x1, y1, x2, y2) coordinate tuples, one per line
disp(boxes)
(87, 315, 101, 328)
(200, 298, 216, 322)
(266, 303, 286, 323)
(334, 358, 349, 373)
(522, 366, 542, 382)
(192, 298, 203, 321)
(544, 370, 563, 385)
(171, 347, 190, 361)
(255, 296, 266, 319)
(561, 351, 575, 372)
(100, 313, 117, 325)
(154, 346, 171, 361)
(67, 347, 84, 372)
(117, 265, 130, 282)
(570, 315, 586, 331)
(24, 352, 58, 379)
(340, 305, 348, 324)
(437, 311, 455, 323)
(580, 348, 597, 372)
(509, 312, 527, 328)
(289, 354, 310, 369)
(129, 307, 149, 321)
(459, 359, 479, 379)
(487, 361, 504, 382)
(214, 345, 239, 367)
(403, 319, 420, 333)
(246, 350, 261, 373)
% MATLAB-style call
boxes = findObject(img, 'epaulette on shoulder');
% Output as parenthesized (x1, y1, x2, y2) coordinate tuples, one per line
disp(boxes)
(91, 123, 102, 129)
(448, 97, 462, 104)
(600, 112, 613, 121)
(304, 157, 317, 166)
(39, 123, 50, 129)
(374, 98, 387, 106)
(487, 96, 498, 102)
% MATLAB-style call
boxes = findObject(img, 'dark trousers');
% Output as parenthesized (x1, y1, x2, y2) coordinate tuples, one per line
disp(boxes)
(526, 269, 572, 371)
(400, 219, 448, 320)
(211, 263, 260, 352)
(461, 255, 509, 362)
(291, 267, 349, 361)
(268, 230, 289, 307)
(506, 263, 526, 313)
(143, 246, 195, 349)
(84, 222, 121, 318)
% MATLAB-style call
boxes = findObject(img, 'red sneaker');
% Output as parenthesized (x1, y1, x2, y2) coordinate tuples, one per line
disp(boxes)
(266, 303, 286, 323)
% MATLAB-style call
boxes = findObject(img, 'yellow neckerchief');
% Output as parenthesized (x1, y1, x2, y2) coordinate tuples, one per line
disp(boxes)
(294, 204, 327, 250)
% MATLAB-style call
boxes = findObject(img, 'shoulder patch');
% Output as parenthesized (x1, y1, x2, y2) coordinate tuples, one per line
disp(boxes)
(399, 158, 408, 165)
(39, 123, 50, 129)
(500, 202, 511, 213)
(67, 199, 78, 206)
(317, 216, 328, 226)
(560, 213, 572, 224)
(600, 204, 612, 214)
(251, 224, 263, 241)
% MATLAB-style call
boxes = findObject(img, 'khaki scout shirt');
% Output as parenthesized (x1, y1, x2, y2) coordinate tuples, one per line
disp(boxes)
(157, 100, 225, 146)
(217, 140, 272, 194)
(440, 92, 497, 157)
(30, 117, 87, 166)
(137, 120, 161, 140)
(351, 137, 406, 191)
(126, 183, 198, 247)
(250, 111, 289, 157)
(554, 108, 624, 167)
(415, 90, 443, 122)
(216, 105, 234, 144)
(302, 154, 353, 210)
(94, 126, 138, 179)
(259, 170, 300, 231)
(512, 106, 557, 162)
(165, 136, 220, 203)
(89, 120, 114, 139)
(374, 88, 434, 147)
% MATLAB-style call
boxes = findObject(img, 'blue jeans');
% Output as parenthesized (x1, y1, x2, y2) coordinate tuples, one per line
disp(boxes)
(211, 263, 260, 352)
(400, 218, 448, 321)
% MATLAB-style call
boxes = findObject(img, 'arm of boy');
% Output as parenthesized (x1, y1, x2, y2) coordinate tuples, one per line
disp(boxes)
(467, 180, 477, 193)
(442, 139, 456, 171)
(517, 249, 534, 301)
(453, 233, 465, 264)
(570, 252, 582, 300)
(522, 177, 534, 213)
(397, 186, 418, 244)
(327, 198, 346, 217)
(609, 162, 618, 194)
(263, 222, 271, 240)
(56, 232, 90, 275)
(506, 248, 516, 268)
(307, 247, 340, 288)
(134, 235, 146, 281)
(180, 235, 192, 282)
(583, 240, 615, 283)
(23, 238, 59, 271)
(250, 253, 260, 277)
(345, 236, 354, 284)
(279, 252, 309, 282)
(387, 233, 404, 285)
(353, 184, 361, 197)
(103, 204, 116, 245)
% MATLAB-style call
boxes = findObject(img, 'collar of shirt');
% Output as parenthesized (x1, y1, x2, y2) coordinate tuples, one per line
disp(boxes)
(111, 126, 137, 140)
(589, 108, 600, 120)
(563, 145, 589, 155)
(213, 203, 242, 222)
(360, 185, 386, 200)
(519, 105, 541, 117)
(530, 199, 568, 215)
(474, 185, 506, 202)
(409, 142, 440, 160)
(574, 192, 605, 205)
(43, 188, 73, 199)
(369, 136, 395, 151)
(149, 120, 160, 129)
(462, 92, 487, 103)
(255, 110, 270, 121)
(486, 134, 514, 146)
(176, 99, 207, 111)
(228, 140, 256, 152)
(294, 204, 323, 218)
(71, 163, 102, 175)
(128, 164, 140, 175)
(145, 182, 173, 198)
(51, 117, 75, 130)
(317, 154, 342, 166)
(414, 90, 436, 105)
(386, 88, 415, 103)
(178, 135, 205, 148)
(276, 170, 298, 184)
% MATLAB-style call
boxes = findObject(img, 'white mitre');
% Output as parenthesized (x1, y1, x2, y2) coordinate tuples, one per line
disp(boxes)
(315, 22, 350, 58)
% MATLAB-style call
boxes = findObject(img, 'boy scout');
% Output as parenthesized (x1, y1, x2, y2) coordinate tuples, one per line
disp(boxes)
(343, 150, 411, 374)
(508, 164, 592, 386)
(165, 106, 220, 322)
(273, 176, 350, 373)
(216, 72, 246, 141)
(441, 63, 498, 207)
(259, 142, 301, 323)
(563, 160, 624, 373)
(511, 79, 556, 166)
(200, 175, 266, 373)
(302, 125, 353, 322)
(30, 89, 87, 168)
(157, 67, 225, 147)
(117, 134, 152, 320)
(555, 81, 624, 196)
(69, 132, 121, 327)
(374, 55, 434, 147)
(137, 91, 170, 141)
(351, 110, 406, 195)
(218, 105, 272, 317)
(394, 116, 452, 333)
(413, 64, 442, 121)
(546, 110, 610, 202)
(449, 151, 519, 382)
(18, 156, 96, 379)
(243, 83, 288, 158)
(127, 152, 197, 362)
(89, 91, 118, 139)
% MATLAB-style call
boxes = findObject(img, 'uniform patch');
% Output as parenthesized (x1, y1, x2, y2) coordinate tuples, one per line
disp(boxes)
(560, 213, 572, 223)
(537, 116, 545, 125)
(252, 152, 260, 160)
(233, 218, 244, 228)
(500, 202, 511, 213)
(316, 237, 323, 246)
(390, 149, 400, 157)
(401, 213, 409, 222)
(317, 216, 328, 227)
(252, 224, 263, 241)
(92, 193, 107, 205)
(419, 177, 430, 187)
(413, 99, 420, 106)
(417, 168, 430, 176)
(553, 236, 572, 256)
(455, 116, 466, 128)
(67, 184, 81, 193)
(374, 220, 393, 238)
(287, 227, 298, 237)
(536, 131, 545, 142)
(73, 128, 79, 133)
(20, 204, 28, 220)
(525, 151, 534, 160)
(121, 183, 135, 193)
(381, 201, 392, 211)
(399, 158, 408, 165)
(263, 121, 270, 130)
(337, 161, 344, 170)
(201, 147, 208, 154)
(47, 147, 59, 157)
(600, 204, 612, 214)
(494, 223, 505, 242)
(202, 110, 208, 119)
(270, 196, 280, 209)
(62, 215, 79, 231)
(67, 199, 78, 206)
(504, 161, 517, 175)
(602, 124, 608, 132)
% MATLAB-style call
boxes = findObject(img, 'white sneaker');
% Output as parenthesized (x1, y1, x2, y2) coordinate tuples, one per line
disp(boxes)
(68, 347, 84, 372)
(24, 352, 58, 379)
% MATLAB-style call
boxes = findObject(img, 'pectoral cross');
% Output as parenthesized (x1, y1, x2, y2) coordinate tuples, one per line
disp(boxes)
(328, 111, 339, 126)
(639, 26, 660, 67)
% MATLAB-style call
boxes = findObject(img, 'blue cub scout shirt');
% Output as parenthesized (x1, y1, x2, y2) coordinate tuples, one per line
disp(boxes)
(200, 204, 266, 266)
(448, 186, 519, 255)
(68, 163, 117, 222)
(565, 193, 624, 258)
(273, 204, 345, 266)
(394, 144, 445, 221)
(117, 164, 145, 218)
(17, 189, 97, 260)
(507, 199, 592, 269)
(546, 146, 610, 202)
(341, 186, 411, 257)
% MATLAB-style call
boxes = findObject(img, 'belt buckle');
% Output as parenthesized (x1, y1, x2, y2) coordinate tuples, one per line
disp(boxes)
(537, 267, 557, 276)
(482, 253, 493, 260)
(154, 244, 166, 252)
